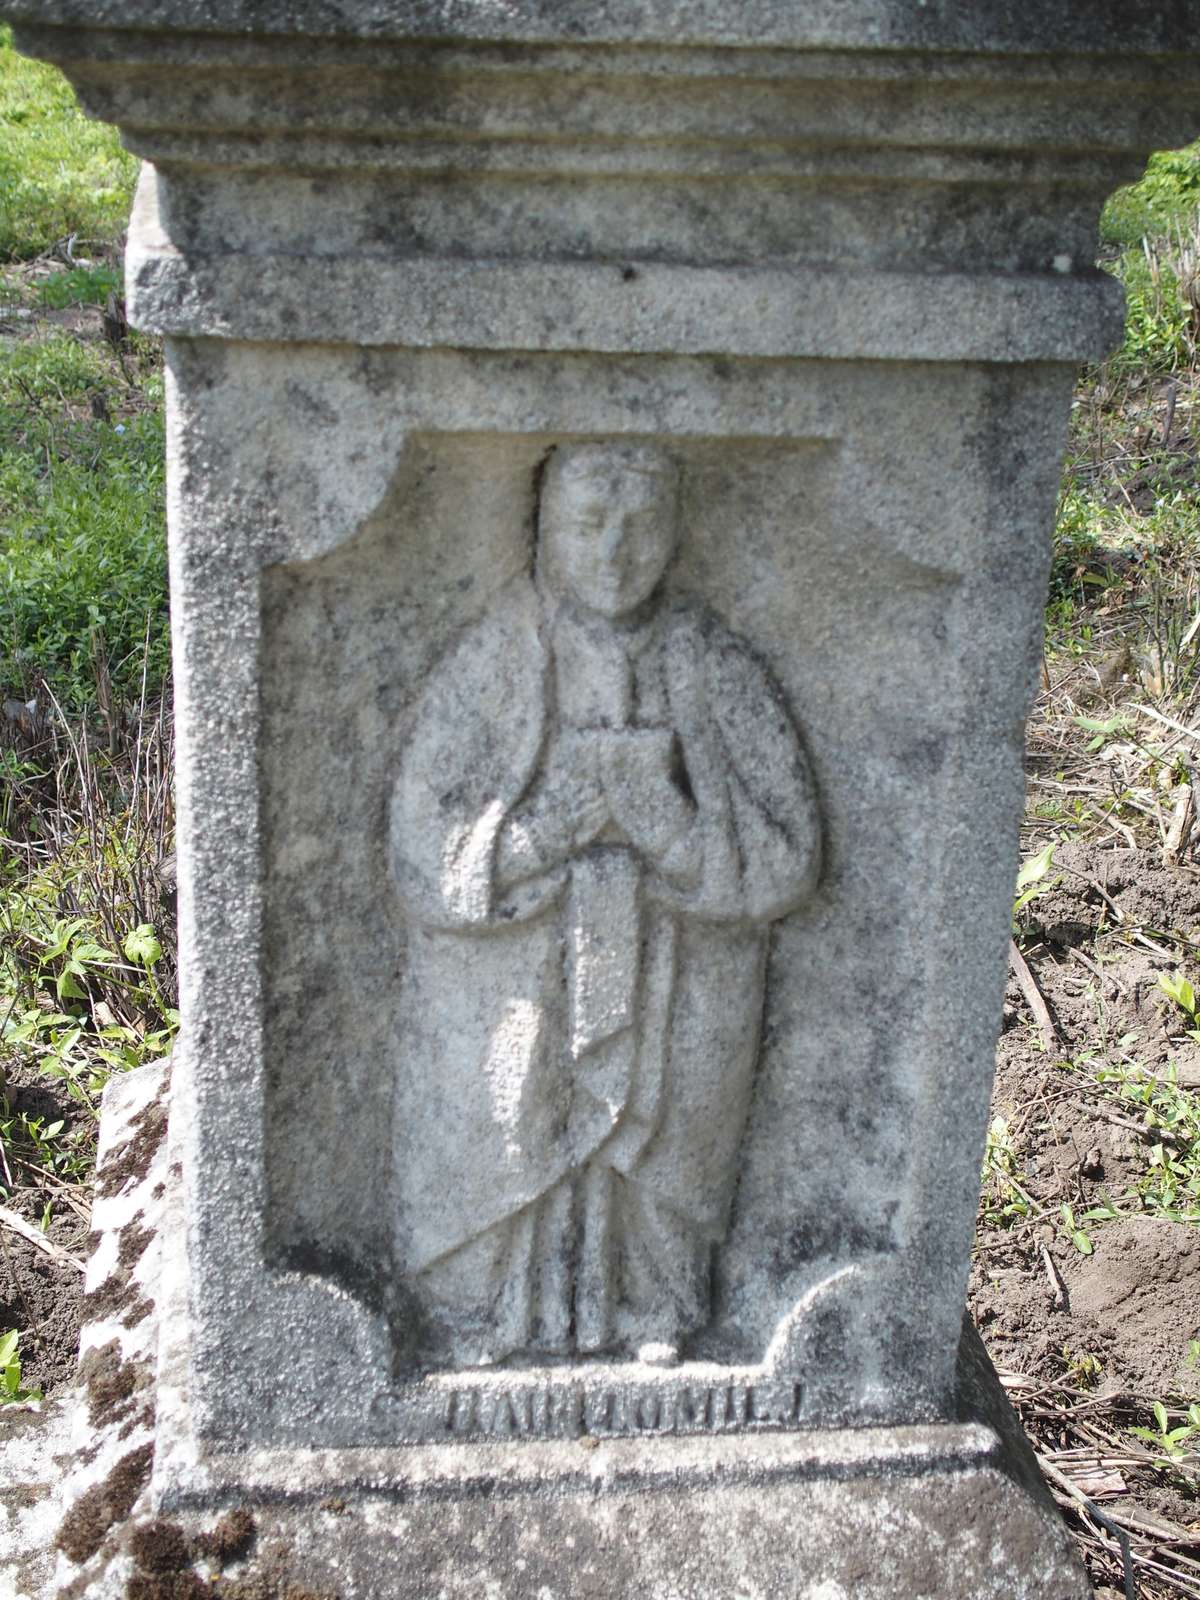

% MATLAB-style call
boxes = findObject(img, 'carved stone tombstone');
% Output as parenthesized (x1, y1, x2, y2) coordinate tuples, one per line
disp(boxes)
(8, 3, 1200, 1595)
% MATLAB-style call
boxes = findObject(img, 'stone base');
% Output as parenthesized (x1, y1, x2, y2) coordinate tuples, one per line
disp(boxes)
(54, 1060, 1091, 1600)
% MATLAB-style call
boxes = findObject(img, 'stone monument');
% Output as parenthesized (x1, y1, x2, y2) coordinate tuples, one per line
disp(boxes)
(5, 3, 1200, 1595)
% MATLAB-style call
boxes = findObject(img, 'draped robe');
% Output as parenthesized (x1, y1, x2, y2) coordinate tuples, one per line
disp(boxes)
(391, 578, 820, 1365)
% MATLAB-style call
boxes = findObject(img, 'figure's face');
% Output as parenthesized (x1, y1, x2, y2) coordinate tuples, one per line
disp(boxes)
(544, 455, 678, 618)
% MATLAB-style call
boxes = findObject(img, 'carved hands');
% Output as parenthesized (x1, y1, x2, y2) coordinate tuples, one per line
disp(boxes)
(496, 725, 696, 890)
(599, 728, 694, 868)
(496, 729, 609, 886)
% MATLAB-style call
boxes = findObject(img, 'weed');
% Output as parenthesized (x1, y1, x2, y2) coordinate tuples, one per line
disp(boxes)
(0, 691, 178, 1113)
(1059, 1202, 1094, 1256)
(979, 1116, 1037, 1228)
(1129, 1398, 1200, 1466)
(0, 1329, 41, 1404)
(1093, 1060, 1200, 1222)
(37, 264, 121, 309)
(1107, 233, 1197, 376)
(1157, 971, 1200, 1041)
(1061, 1347, 1104, 1388)
(1100, 140, 1200, 376)
(1013, 844, 1059, 931)
(1102, 142, 1200, 250)
(0, 1095, 90, 1193)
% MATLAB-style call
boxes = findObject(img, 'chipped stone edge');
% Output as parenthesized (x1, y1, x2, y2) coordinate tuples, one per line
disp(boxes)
(51, 1056, 170, 1598)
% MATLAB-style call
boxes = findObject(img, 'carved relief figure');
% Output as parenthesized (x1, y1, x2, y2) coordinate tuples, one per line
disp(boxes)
(391, 441, 821, 1368)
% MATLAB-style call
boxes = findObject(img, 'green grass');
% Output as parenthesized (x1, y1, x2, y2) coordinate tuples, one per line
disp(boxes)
(0, 332, 168, 711)
(1097, 140, 1200, 376)
(0, 25, 138, 261)
(0, 40, 175, 1193)
(1047, 141, 1200, 667)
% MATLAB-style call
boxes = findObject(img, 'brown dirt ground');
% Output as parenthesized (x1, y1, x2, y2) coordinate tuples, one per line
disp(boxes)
(973, 824, 1200, 1594)
(0, 1061, 91, 1396)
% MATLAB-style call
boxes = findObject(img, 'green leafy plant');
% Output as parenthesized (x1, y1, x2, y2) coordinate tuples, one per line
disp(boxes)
(0, 1330, 42, 1405)
(1061, 1347, 1104, 1388)
(1013, 844, 1059, 929)
(1107, 237, 1196, 375)
(1073, 713, 1134, 753)
(1130, 1399, 1200, 1464)
(1, 690, 177, 1118)
(1059, 1203, 1094, 1256)
(1093, 1059, 1200, 1222)
(1157, 971, 1200, 1042)
(36, 264, 121, 308)
(980, 1116, 1037, 1228)
(1102, 142, 1200, 248)
(0, 1097, 90, 1194)
(0, 332, 168, 712)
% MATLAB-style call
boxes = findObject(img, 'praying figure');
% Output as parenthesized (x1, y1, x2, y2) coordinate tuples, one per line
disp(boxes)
(390, 441, 821, 1368)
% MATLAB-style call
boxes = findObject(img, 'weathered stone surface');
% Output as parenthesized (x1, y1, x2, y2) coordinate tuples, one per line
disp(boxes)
(149, 340, 1077, 1453)
(8, 2, 1200, 1594)
(60, 1061, 1089, 1599)
(31, 1059, 168, 1597)
(0, 1395, 74, 1599)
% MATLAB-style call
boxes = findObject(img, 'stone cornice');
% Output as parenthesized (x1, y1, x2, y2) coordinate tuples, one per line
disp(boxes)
(5, 0, 1200, 55)
(6, 5, 1200, 360)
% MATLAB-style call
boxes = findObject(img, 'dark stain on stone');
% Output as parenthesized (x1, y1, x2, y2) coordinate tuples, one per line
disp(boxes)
(118, 1215, 156, 1271)
(123, 1294, 156, 1330)
(3, 1481, 44, 1509)
(222, 1579, 336, 1600)
(56, 1441, 153, 1564)
(129, 1517, 191, 1572)
(216, 1544, 341, 1600)
(117, 1400, 156, 1441)
(191, 1507, 256, 1564)
(95, 1096, 168, 1202)
(76, 1212, 158, 1338)
(126, 1572, 212, 1600)
(78, 1339, 147, 1429)
(80, 1273, 133, 1325)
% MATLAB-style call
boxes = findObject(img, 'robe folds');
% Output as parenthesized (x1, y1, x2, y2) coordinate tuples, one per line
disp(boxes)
(390, 577, 820, 1364)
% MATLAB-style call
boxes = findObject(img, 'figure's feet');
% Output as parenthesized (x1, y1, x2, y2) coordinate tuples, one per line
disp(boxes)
(636, 1340, 680, 1367)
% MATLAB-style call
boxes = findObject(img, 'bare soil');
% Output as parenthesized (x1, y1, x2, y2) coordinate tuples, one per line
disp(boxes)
(973, 822, 1200, 1592)
(0, 1063, 91, 1396)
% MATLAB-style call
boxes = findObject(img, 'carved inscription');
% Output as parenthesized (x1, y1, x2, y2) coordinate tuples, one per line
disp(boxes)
(391, 441, 822, 1369)
(442, 1380, 806, 1440)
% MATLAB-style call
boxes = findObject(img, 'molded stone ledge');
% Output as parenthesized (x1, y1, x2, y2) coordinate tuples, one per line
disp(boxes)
(5, 0, 1200, 56)
(129, 242, 1127, 362)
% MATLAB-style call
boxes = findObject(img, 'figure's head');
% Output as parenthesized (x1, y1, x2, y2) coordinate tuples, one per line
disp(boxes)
(539, 441, 680, 618)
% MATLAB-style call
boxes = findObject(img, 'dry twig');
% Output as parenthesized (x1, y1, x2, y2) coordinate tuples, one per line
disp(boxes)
(0, 1203, 85, 1273)
(1010, 938, 1064, 1051)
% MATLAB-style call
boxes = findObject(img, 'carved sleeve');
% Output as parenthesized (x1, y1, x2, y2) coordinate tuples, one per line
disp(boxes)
(391, 582, 549, 927)
(660, 617, 821, 923)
